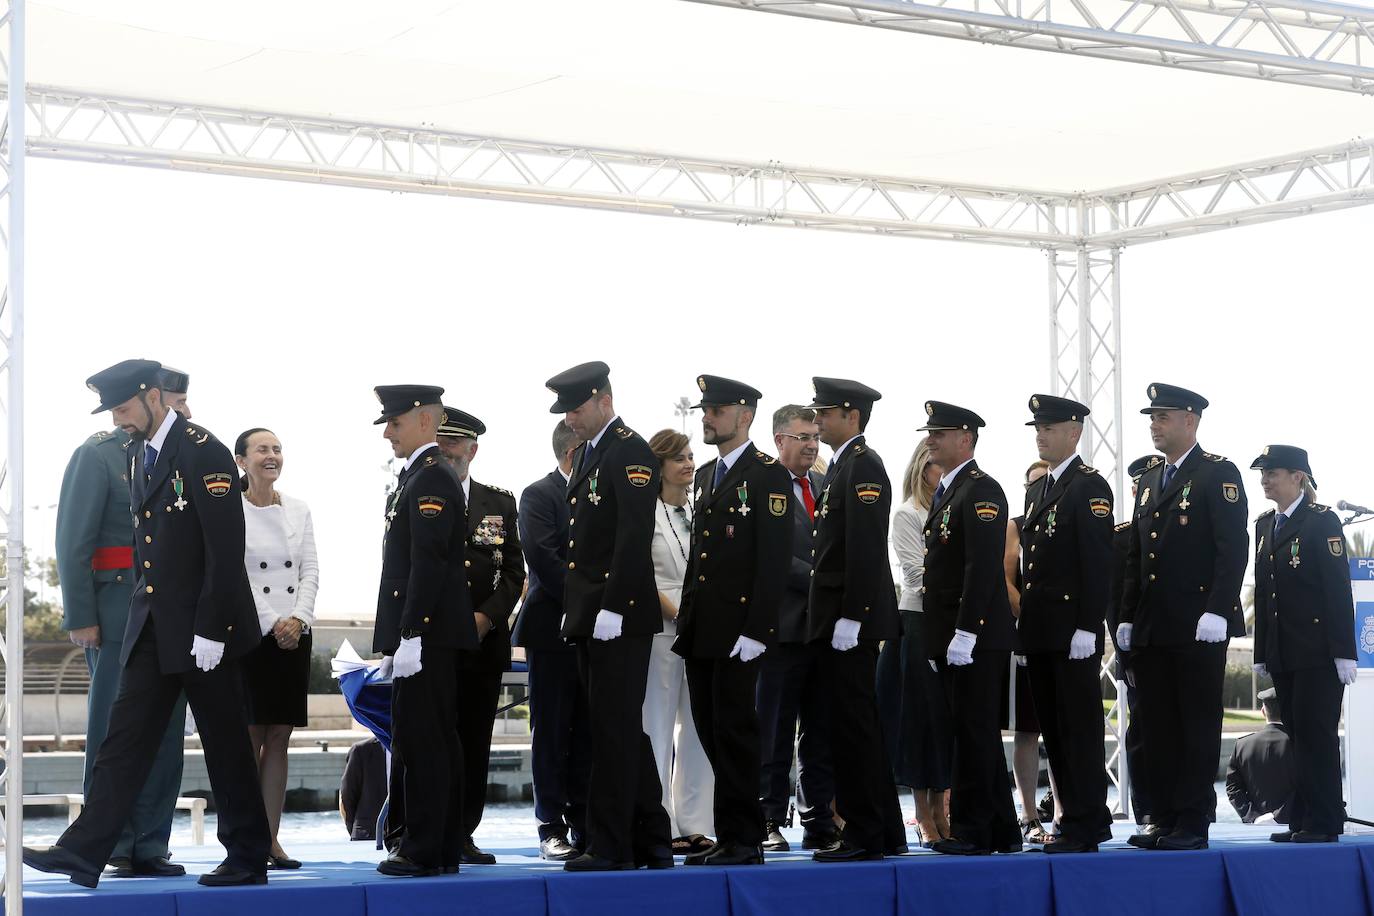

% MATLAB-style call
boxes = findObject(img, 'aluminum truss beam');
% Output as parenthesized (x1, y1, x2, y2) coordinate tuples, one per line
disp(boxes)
(0, 1, 24, 910)
(685, 0, 1374, 94)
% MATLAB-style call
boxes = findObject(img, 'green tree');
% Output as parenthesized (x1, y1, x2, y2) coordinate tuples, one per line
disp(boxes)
(0, 552, 68, 641)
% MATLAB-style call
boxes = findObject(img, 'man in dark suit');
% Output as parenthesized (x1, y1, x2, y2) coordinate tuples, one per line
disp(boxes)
(1225, 689, 1295, 824)
(514, 421, 590, 861)
(25, 359, 270, 888)
(545, 361, 672, 871)
(756, 404, 838, 852)
(673, 375, 792, 866)
(436, 406, 526, 864)
(805, 377, 902, 862)
(1017, 394, 1115, 854)
(371, 384, 479, 877)
(1118, 383, 1248, 851)
(920, 400, 1021, 856)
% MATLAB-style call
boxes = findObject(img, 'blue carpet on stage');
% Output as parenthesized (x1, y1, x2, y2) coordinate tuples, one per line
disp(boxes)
(21, 827, 1374, 916)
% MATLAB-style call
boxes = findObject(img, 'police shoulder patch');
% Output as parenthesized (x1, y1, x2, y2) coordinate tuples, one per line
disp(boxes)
(203, 473, 232, 497)
(854, 483, 882, 504)
(625, 465, 652, 487)
(1088, 496, 1112, 517)
(417, 496, 446, 518)
(1328, 536, 1344, 556)
(768, 492, 788, 516)
(974, 501, 1000, 522)
(1221, 482, 1240, 503)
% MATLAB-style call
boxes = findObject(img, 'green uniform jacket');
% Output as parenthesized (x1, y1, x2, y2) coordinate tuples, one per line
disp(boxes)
(56, 429, 135, 634)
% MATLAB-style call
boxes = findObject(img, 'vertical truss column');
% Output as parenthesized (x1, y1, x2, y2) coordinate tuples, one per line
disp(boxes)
(1048, 241, 1129, 816)
(1, 0, 25, 906)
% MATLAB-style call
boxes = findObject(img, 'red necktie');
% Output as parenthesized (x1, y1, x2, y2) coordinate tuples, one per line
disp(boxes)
(797, 476, 816, 520)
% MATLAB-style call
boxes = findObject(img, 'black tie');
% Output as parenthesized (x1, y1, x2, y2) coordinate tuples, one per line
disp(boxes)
(579, 440, 595, 476)
(1162, 463, 1177, 491)
(145, 443, 159, 478)
(713, 459, 729, 491)
(1274, 512, 1286, 536)
(934, 481, 946, 505)
(1043, 473, 1054, 501)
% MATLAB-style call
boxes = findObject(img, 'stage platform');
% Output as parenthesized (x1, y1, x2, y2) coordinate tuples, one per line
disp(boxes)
(19, 823, 1374, 916)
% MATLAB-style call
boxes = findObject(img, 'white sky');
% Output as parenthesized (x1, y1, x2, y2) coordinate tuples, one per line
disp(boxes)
(23, 151, 1374, 620)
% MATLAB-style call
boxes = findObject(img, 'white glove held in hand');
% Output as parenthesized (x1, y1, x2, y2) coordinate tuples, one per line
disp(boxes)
(1195, 612, 1228, 643)
(946, 629, 977, 666)
(831, 618, 861, 652)
(1252, 662, 1268, 680)
(374, 655, 395, 682)
(190, 636, 225, 672)
(393, 636, 423, 679)
(593, 609, 623, 641)
(1336, 658, 1358, 686)
(1069, 629, 1097, 660)
(1116, 622, 1133, 651)
(730, 635, 766, 662)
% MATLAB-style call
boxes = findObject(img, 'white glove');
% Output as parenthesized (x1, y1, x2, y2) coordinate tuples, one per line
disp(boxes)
(929, 659, 938, 672)
(1069, 629, 1097, 660)
(593, 609, 623, 641)
(1252, 662, 1269, 680)
(831, 617, 861, 652)
(374, 655, 395, 683)
(190, 635, 225, 672)
(946, 629, 977, 666)
(1336, 658, 1358, 685)
(730, 635, 766, 663)
(1116, 622, 1133, 651)
(1195, 612, 1228, 643)
(1014, 653, 1028, 667)
(393, 636, 423, 679)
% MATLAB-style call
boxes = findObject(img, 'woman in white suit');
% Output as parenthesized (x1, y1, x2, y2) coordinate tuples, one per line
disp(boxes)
(234, 427, 320, 870)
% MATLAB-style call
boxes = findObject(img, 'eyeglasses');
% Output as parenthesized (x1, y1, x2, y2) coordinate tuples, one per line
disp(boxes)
(779, 433, 821, 444)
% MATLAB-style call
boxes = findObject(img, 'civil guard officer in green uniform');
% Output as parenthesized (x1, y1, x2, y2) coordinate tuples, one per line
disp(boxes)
(54, 364, 191, 879)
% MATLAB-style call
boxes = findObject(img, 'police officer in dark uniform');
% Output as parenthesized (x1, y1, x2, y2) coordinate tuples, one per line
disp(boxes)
(436, 406, 526, 864)
(919, 400, 1021, 856)
(1249, 444, 1356, 843)
(1118, 383, 1248, 851)
(545, 361, 672, 871)
(55, 373, 187, 878)
(25, 359, 270, 888)
(371, 385, 478, 877)
(1018, 394, 1114, 853)
(804, 377, 902, 862)
(673, 375, 792, 866)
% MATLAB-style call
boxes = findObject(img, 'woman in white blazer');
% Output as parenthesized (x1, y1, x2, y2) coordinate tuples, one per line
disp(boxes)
(234, 428, 320, 870)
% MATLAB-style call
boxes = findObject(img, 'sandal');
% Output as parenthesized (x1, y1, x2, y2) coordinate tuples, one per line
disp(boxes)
(1021, 819, 1051, 845)
(672, 834, 714, 855)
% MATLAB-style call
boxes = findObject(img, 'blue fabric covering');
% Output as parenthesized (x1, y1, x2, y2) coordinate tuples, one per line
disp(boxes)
(338, 668, 393, 752)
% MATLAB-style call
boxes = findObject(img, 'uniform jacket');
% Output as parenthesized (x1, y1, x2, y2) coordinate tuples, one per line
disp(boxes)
(124, 412, 260, 672)
(561, 419, 662, 639)
(674, 443, 793, 658)
(463, 478, 526, 671)
(372, 446, 478, 654)
(1121, 445, 1249, 647)
(56, 428, 134, 635)
(1252, 496, 1356, 673)
(779, 469, 822, 645)
(1225, 723, 1294, 824)
(513, 469, 571, 651)
(806, 436, 898, 643)
(920, 459, 1015, 654)
(1018, 456, 1114, 654)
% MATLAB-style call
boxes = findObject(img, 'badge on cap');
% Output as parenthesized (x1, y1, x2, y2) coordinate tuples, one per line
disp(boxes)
(1222, 482, 1239, 503)
(418, 496, 446, 518)
(203, 473, 232, 497)
(925, 402, 934, 416)
(1089, 497, 1111, 518)
(974, 501, 1000, 522)
(855, 483, 882, 504)
(626, 465, 652, 488)
(1149, 385, 1158, 399)
(697, 376, 706, 391)
(1031, 396, 1040, 409)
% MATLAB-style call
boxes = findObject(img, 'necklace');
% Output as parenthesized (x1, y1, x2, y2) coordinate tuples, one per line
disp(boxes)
(660, 497, 690, 564)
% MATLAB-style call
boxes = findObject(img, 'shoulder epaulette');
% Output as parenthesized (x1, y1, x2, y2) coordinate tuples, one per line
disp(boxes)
(615, 426, 634, 440)
(1309, 502, 1329, 513)
(122, 438, 134, 450)
(184, 426, 210, 445)
(1257, 507, 1275, 518)
(90, 429, 113, 443)
(1079, 464, 1096, 474)
(969, 469, 984, 479)
(422, 454, 439, 467)
(1114, 521, 1132, 532)
(754, 450, 776, 465)
(1203, 452, 1225, 462)
(852, 444, 867, 456)
(489, 484, 514, 497)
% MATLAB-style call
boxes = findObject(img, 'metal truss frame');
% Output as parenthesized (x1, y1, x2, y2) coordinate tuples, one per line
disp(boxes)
(685, 0, 1374, 94)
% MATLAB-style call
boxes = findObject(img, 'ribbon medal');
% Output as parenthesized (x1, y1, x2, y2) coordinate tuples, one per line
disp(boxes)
(939, 506, 952, 543)
(737, 481, 751, 516)
(588, 468, 602, 506)
(1289, 538, 1301, 569)
(172, 472, 188, 511)
(1045, 506, 1058, 538)
(819, 486, 831, 519)
(1178, 483, 1192, 511)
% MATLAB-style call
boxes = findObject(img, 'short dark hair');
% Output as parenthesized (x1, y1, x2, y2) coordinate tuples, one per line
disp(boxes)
(772, 404, 816, 434)
(852, 406, 871, 433)
(234, 428, 275, 492)
(552, 421, 579, 459)
(969, 428, 979, 449)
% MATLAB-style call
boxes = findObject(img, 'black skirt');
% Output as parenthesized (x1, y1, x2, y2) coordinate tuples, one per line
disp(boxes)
(1000, 656, 1041, 733)
(242, 629, 312, 727)
(877, 610, 953, 791)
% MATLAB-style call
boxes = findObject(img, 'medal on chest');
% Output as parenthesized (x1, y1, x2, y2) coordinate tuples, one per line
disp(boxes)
(588, 468, 602, 506)
(819, 485, 831, 519)
(1289, 539, 1301, 569)
(939, 506, 951, 543)
(491, 549, 504, 589)
(1139, 487, 1151, 508)
(1178, 482, 1192, 511)
(736, 481, 751, 516)
(172, 471, 188, 511)
(385, 487, 402, 531)
(1045, 506, 1058, 538)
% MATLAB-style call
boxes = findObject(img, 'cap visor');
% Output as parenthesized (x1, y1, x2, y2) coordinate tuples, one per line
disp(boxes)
(917, 423, 959, 432)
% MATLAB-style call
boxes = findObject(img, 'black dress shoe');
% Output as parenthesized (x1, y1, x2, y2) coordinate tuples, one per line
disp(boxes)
(1269, 830, 1294, 843)
(115, 855, 186, 878)
(441, 865, 461, 874)
(376, 854, 441, 877)
(541, 836, 579, 861)
(813, 841, 883, 862)
(1292, 831, 1339, 843)
(762, 821, 790, 852)
(684, 842, 718, 866)
(887, 843, 910, 856)
(1043, 838, 1098, 854)
(635, 847, 675, 870)
(107, 856, 132, 872)
(995, 842, 1023, 854)
(23, 845, 101, 888)
(459, 839, 496, 865)
(801, 829, 841, 852)
(701, 841, 763, 866)
(266, 854, 301, 871)
(1155, 830, 1207, 851)
(930, 837, 991, 856)
(563, 853, 635, 872)
(1127, 824, 1167, 849)
(1096, 826, 1114, 844)
(198, 863, 268, 887)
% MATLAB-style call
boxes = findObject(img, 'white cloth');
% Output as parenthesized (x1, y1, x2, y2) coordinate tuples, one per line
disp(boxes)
(828, 434, 862, 473)
(1253, 662, 1269, 679)
(461, 475, 471, 504)
(651, 498, 693, 637)
(243, 492, 320, 635)
(892, 502, 928, 612)
(831, 617, 860, 651)
(731, 635, 766, 662)
(1047, 453, 1078, 484)
(1195, 612, 1228, 643)
(947, 628, 977, 665)
(1116, 622, 1133, 651)
(593, 609, 622, 640)
(643, 634, 715, 838)
(1068, 628, 1097, 660)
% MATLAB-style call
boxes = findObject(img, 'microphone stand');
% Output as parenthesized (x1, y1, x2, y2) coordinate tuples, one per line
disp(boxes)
(1341, 511, 1373, 528)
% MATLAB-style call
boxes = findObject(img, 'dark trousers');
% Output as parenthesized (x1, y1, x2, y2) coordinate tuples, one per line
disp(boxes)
(756, 642, 835, 831)
(1025, 651, 1111, 844)
(84, 640, 185, 863)
(685, 655, 764, 845)
(818, 641, 900, 853)
(528, 647, 590, 843)
(577, 636, 671, 863)
(59, 624, 269, 872)
(939, 650, 1021, 850)
(391, 643, 464, 868)
(1132, 641, 1227, 834)
(1274, 666, 1346, 835)
(1122, 671, 1151, 823)
(456, 644, 506, 839)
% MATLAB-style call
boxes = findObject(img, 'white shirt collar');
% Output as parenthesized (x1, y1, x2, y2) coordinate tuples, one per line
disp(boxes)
(403, 441, 438, 471)
(938, 457, 975, 492)
(461, 475, 472, 504)
(829, 435, 861, 468)
(1047, 453, 1078, 483)
(588, 416, 618, 450)
(558, 466, 571, 484)
(146, 407, 177, 455)
(1165, 442, 1198, 469)
(716, 439, 753, 475)
(1279, 494, 1305, 518)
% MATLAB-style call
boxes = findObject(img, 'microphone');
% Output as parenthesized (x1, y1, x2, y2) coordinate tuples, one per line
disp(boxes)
(1337, 500, 1374, 515)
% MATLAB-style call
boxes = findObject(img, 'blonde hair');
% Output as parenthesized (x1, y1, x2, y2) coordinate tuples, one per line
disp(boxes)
(903, 437, 937, 510)
(1025, 459, 1051, 483)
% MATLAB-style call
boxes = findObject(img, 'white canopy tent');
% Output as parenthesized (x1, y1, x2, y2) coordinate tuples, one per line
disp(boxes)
(2, 0, 1372, 904)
